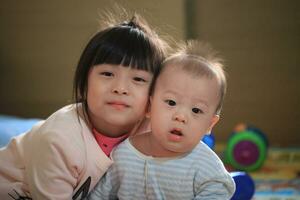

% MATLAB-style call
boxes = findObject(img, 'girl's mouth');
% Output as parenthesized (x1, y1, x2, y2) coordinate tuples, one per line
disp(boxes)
(107, 101, 130, 110)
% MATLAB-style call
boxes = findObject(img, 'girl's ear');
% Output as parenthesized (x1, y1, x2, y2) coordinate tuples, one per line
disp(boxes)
(207, 115, 220, 133)
(145, 97, 153, 118)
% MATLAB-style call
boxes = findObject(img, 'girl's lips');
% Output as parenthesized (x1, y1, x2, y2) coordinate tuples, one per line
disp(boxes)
(107, 101, 130, 110)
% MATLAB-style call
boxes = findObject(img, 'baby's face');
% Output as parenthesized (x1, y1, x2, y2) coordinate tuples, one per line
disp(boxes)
(149, 65, 220, 156)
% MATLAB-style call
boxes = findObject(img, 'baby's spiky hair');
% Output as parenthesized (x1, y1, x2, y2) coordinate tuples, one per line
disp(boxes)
(163, 40, 227, 115)
(177, 40, 224, 69)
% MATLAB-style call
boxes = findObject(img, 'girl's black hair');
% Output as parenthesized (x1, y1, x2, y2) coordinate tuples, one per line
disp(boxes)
(73, 14, 166, 121)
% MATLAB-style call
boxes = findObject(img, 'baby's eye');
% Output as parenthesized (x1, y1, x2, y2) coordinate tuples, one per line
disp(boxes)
(133, 77, 146, 82)
(192, 107, 203, 114)
(100, 72, 113, 77)
(165, 100, 176, 106)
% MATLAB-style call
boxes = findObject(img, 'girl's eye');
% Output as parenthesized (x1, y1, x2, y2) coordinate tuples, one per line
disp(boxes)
(165, 100, 176, 106)
(133, 77, 146, 82)
(100, 72, 113, 77)
(192, 108, 203, 114)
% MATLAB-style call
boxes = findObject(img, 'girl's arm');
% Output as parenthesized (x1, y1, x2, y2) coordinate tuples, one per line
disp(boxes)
(24, 129, 83, 199)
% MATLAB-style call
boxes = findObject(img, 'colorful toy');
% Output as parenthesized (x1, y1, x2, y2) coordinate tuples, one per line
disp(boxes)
(202, 133, 215, 149)
(230, 171, 255, 200)
(225, 123, 268, 171)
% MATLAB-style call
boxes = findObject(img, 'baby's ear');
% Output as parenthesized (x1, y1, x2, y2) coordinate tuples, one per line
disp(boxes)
(145, 97, 153, 118)
(208, 115, 220, 132)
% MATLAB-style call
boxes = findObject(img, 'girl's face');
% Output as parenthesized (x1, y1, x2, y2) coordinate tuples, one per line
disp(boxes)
(87, 64, 152, 137)
(148, 65, 220, 157)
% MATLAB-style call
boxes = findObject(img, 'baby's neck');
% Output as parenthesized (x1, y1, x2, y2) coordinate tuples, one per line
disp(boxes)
(130, 132, 185, 158)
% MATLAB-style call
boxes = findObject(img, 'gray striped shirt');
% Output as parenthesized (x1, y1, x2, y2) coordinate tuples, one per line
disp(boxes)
(88, 139, 235, 200)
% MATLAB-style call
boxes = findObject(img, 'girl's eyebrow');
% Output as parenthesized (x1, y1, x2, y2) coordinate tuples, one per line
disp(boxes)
(131, 69, 152, 77)
(94, 64, 115, 69)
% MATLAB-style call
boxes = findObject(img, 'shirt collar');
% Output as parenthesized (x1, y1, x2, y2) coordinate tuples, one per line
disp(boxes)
(92, 128, 129, 157)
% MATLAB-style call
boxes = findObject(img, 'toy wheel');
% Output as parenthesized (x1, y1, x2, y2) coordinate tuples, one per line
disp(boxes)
(226, 130, 266, 171)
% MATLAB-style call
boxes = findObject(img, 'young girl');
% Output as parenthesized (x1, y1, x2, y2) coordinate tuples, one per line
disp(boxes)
(88, 41, 235, 199)
(0, 12, 167, 200)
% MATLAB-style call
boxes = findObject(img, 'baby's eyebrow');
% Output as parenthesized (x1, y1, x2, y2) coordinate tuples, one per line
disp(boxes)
(163, 90, 178, 97)
(195, 99, 209, 107)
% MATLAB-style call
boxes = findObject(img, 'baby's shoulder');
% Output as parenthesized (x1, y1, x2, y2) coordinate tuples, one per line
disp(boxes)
(191, 142, 225, 169)
(111, 139, 139, 161)
(112, 139, 131, 155)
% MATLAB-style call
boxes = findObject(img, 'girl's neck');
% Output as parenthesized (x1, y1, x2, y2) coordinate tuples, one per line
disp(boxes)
(87, 114, 133, 138)
(92, 121, 131, 138)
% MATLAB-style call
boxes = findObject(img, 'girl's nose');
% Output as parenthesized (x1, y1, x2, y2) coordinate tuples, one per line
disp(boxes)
(112, 87, 128, 95)
(111, 78, 129, 95)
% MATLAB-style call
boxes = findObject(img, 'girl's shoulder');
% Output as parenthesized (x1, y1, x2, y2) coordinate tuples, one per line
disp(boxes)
(25, 104, 90, 152)
(42, 104, 86, 133)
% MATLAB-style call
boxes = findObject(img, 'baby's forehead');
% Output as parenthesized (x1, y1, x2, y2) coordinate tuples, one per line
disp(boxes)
(160, 62, 217, 80)
(157, 64, 217, 87)
(156, 63, 222, 93)
(155, 67, 221, 105)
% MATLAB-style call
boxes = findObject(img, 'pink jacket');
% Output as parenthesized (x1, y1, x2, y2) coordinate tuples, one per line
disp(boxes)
(0, 104, 112, 200)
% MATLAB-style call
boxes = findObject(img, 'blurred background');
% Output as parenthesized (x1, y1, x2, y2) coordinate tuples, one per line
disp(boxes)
(1, 0, 299, 147)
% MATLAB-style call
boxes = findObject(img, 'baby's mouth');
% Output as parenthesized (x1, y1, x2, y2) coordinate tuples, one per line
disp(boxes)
(170, 129, 183, 136)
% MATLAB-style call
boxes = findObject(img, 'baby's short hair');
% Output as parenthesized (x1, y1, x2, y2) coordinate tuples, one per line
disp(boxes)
(161, 40, 226, 115)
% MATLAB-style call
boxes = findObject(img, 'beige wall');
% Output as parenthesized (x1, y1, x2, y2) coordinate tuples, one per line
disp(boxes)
(192, 0, 300, 146)
(0, 0, 184, 115)
(1, 0, 299, 146)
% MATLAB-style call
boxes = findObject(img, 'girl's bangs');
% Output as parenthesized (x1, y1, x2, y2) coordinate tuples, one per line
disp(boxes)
(93, 26, 154, 72)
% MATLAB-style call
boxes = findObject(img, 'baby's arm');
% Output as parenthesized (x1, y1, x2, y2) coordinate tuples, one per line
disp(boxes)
(87, 167, 118, 200)
(193, 172, 235, 200)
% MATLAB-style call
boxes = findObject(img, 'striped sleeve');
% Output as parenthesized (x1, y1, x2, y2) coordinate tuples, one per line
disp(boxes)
(193, 143, 235, 199)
